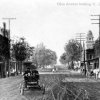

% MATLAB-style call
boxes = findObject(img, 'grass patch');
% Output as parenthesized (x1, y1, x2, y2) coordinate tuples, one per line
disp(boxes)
(39, 74, 99, 100)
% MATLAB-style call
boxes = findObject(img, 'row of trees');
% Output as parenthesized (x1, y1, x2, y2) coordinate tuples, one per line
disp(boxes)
(32, 43, 57, 68)
(11, 38, 33, 74)
(11, 39, 57, 74)
(60, 37, 100, 70)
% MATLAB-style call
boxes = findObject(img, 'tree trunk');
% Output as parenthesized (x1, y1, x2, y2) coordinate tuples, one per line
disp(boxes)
(19, 61, 22, 74)
(68, 62, 69, 68)
(16, 61, 18, 75)
(21, 61, 24, 75)
(1, 63, 4, 78)
(71, 61, 74, 69)
(19, 61, 21, 74)
(99, 57, 100, 70)
(15, 61, 16, 75)
(4, 60, 7, 78)
(7, 59, 10, 77)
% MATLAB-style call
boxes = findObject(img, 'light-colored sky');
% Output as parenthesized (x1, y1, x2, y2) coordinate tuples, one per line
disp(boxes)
(0, 0, 100, 64)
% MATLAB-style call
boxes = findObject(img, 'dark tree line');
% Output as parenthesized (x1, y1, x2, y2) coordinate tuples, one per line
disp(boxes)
(11, 40, 57, 74)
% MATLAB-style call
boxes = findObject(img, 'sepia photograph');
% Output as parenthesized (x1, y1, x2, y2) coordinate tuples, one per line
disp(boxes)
(0, 0, 100, 100)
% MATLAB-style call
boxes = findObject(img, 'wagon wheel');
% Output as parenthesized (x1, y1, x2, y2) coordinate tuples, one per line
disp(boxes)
(20, 87, 24, 95)
(20, 83, 24, 95)
(42, 84, 45, 94)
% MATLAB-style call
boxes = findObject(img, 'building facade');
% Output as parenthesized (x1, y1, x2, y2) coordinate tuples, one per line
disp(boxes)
(81, 30, 99, 72)
(86, 30, 94, 49)
(0, 23, 10, 78)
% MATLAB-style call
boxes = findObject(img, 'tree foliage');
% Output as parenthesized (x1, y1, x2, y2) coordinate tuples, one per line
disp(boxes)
(11, 37, 34, 74)
(32, 43, 57, 67)
(64, 39, 82, 62)
(44, 49, 57, 65)
(60, 39, 83, 69)
(59, 53, 69, 65)
(12, 38, 31, 61)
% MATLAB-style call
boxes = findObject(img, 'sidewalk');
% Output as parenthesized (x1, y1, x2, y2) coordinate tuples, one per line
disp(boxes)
(63, 77, 100, 82)
(39, 70, 81, 75)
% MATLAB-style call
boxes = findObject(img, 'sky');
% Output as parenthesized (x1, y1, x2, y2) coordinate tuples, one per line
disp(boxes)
(0, 0, 100, 64)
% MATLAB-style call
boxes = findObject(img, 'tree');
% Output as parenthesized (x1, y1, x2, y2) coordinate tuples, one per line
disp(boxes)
(64, 39, 82, 69)
(44, 49, 57, 66)
(59, 52, 71, 69)
(32, 43, 46, 67)
(25, 44, 34, 61)
(13, 39, 27, 61)
(59, 53, 67, 65)
(32, 43, 57, 68)
(12, 38, 30, 74)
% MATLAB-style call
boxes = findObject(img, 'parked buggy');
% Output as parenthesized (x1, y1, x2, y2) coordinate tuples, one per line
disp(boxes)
(20, 62, 45, 95)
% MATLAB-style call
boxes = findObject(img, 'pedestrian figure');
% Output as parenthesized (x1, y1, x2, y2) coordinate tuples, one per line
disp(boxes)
(93, 69, 99, 79)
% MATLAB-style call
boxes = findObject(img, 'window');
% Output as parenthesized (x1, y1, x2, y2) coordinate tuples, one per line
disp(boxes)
(90, 55, 92, 59)
(89, 38, 91, 40)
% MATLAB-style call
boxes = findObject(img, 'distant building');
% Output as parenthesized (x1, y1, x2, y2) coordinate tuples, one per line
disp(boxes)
(81, 30, 99, 72)
(86, 30, 95, 61)
(86, 30, 94, 49)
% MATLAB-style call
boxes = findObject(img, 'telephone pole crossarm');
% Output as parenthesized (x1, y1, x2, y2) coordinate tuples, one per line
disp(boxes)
(92, 23, 100, 24)
(91, 15, 100, 16)
(91, 15, 100, 40)
(91, 19, 99, 20)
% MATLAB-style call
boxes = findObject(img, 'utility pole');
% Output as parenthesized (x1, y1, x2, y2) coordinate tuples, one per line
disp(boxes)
(76, 33, 86, 46)
(91, 15, 100, 41)
(76, 33, 86, 60)
(91, 15, 100, 71)
(2, 18, 16, 39)
(76, 33, 86, 73)
(2, 17, 16, 77)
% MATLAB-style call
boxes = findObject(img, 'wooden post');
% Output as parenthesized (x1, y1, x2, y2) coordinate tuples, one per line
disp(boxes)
(7, 59, 10, 77)
(15, 61, 16, 75)
(22, 61, 24, 75)
(86, 62, 89, 77)
(4, 60, 7, 77)
(99, 57, 100, 70)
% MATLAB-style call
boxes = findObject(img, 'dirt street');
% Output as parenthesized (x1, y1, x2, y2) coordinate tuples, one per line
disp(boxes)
(0, 75, 45, 100)
(1, 72, 100, 100)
